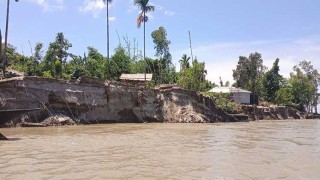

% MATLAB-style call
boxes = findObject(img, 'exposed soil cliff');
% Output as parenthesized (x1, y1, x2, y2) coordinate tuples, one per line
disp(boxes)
(0, 77, 240, 127)
(239, 105, 302, 120)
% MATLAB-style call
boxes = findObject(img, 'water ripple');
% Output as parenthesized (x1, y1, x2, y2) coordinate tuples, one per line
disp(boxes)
(0, 120, 320, 179)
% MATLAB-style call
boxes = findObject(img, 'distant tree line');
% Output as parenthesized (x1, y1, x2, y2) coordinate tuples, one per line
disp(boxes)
(0, 26, 214, 92)
(233, 52, 320, 112)
(2, 29, 318, 113)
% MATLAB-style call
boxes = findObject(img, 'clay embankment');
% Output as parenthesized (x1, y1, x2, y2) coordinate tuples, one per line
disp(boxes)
(239, 105, 302, 120)
(0, 77, 241, 127)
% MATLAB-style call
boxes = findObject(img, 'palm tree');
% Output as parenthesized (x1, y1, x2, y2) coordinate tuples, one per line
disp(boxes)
(134, 0, 155, 83)
(179, 54, 190, 71)
(103, 0, 112, 80)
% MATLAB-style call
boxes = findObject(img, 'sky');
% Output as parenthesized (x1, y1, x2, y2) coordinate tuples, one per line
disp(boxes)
(1, 0, 320, 85)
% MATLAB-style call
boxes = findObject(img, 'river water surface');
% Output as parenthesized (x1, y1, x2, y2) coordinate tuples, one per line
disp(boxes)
(1, 120, 320, 179)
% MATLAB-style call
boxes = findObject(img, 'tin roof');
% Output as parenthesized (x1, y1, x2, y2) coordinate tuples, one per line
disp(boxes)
(209, 87, 251, 93)
(120, 74, 153, 81)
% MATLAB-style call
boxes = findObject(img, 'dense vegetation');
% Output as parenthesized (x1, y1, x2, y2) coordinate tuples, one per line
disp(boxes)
(204, 92, 238, 114)
(233, 52, 320, 113)
(1, 30, 319, 113)
(0, 0, 318, 113)
(0, 28, 214, 93)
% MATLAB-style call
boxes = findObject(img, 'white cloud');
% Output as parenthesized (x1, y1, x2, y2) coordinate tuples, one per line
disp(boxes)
(79, 0, 114, 18)
(146, 12, 154, 20)
(104, 15, 116, 22)
(26, 0, 65, 12)
(128, 1, 175, 18)
(172, 35, 320, 85)
(164, 10, 175, 16)
(149, 2, 163, 11)
(127, 0, 138, 13)
(109, 16, 116, 21)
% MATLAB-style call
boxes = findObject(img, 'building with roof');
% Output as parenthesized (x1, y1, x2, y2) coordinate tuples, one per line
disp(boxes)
(209, 87, 252, 104)
(120, 74, 153, 85)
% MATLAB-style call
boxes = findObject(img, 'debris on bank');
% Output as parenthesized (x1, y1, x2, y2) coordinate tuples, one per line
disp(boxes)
(0, 133, 8, 140)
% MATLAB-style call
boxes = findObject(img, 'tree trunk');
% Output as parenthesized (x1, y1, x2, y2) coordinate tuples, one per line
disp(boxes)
(3, 0, 11, 77)
(144, 11, 146, 84)
(106, 0, 110, 80)
(0, 30, 2, 68)
(314, 95, 318, 114)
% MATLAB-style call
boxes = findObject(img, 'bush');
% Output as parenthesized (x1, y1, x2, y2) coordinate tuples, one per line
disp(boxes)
(205, 92, 238, 114)
(43, 71, 53, 78)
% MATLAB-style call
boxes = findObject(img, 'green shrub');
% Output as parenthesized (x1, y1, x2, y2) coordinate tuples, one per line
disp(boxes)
(204, 92, 238, 114)
(43, 71, 53, 78)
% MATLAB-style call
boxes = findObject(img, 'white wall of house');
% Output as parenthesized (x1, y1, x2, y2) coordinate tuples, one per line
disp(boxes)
(232, 92, 251, 104)
(209, 87, 251, 104)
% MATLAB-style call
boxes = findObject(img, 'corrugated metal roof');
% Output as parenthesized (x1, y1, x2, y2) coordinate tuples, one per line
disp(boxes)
(209, 87, 251, 93)
(120, 74, 153, 81)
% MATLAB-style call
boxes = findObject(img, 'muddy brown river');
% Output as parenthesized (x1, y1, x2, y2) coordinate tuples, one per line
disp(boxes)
(1, 120, 320, 179)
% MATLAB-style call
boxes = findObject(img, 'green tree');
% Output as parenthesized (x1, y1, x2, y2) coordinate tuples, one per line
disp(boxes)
(110, 46, 130, 80)
(145, 57, 161, 83)
(66, 54, 88, 76)
(54, 60, 62, 78)
(51, 32, 72, 64)
(205, 92, 237, 114)
(178, 58, 213, 91)
(85, 47, 106, 78)
(130, 59, 145, 74)
(134, 0, 155, 82)
(289, 68, 315, 112)
(1, 44, 21, 68)
(151, 26, 172, 83)
(42, 48, 56, 76)
(263, 58, 283, 103)
(34, 42, 43, 64)
(27, 42, 44, 76)
(103, 0, 113, 80)
(1, 44, 33, 77)
(292, 60, 320, 113)
(274, 86, 294, 106)
(179, 54, 190, 71)
(151, 26, 172, 64)
(42, 33, 72, 77)
(143, 57, 177, 84)
(225, 81, 230, 87)
(233, 52, 265, 97)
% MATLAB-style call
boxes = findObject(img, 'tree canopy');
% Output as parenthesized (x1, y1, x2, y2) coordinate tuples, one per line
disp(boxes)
(233, 52, 265, 96)
(3, 29, 320, 113)
(263, 58, 283, 103)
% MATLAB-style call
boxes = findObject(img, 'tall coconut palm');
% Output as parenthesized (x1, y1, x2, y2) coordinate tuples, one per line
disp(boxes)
(134, 0, 155, 83)
(179, 54, 190, 71)
(103, 0, 112, 80)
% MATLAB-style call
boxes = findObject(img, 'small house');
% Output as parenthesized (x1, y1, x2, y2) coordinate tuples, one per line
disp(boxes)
(120, 73, 153, 86)
(209, 87, 251, 104)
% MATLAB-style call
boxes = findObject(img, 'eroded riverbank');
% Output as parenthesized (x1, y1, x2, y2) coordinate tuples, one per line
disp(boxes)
(0, 77, 238, 127)
(0, 77, 304, 128)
